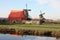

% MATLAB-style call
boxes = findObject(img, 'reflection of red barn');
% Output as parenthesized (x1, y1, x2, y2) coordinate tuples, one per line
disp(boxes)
(8, 10, 26, 23)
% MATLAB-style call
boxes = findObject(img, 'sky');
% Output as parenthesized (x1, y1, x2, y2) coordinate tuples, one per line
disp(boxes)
(0, 0, 60, 20)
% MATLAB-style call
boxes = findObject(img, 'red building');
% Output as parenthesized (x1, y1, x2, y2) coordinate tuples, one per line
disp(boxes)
(8, 10, 26, 23)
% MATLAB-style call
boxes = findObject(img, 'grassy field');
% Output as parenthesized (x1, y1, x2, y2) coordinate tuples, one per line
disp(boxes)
(0, 24, 60, 31)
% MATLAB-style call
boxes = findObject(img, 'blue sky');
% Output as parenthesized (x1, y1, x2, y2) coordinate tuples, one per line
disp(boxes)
(0, 0, 60, 19)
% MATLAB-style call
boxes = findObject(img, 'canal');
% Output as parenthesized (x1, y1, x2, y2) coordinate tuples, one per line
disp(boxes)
(0, 34, 59, 40)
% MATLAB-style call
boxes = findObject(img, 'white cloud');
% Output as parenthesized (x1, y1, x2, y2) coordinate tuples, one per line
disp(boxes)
(49, 0, 60, 8)
(35, 0, 60, 8)
(35, 0, 48, 5)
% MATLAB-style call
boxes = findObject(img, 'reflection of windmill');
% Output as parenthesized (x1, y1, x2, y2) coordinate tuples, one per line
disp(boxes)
(23, 4, 31, 20)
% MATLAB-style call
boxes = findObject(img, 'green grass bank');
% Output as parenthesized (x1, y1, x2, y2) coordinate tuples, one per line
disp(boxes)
(0, 24, 60, 31)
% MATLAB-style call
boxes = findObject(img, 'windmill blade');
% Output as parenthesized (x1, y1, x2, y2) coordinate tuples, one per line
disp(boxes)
(26, 3, 27, 9)
(40, 10, 42, 14)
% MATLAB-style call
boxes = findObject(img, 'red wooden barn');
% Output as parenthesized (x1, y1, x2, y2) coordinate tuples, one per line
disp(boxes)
(8, 10, 26, 23)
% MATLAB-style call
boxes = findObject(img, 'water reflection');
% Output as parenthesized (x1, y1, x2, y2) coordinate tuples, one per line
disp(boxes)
(0, 34, 59, 40)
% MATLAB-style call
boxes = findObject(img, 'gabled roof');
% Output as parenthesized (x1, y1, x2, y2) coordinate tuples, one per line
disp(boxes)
(8, 10, 26, 20)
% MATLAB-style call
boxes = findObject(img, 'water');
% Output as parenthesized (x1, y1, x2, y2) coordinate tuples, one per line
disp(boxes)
(0, 34, 60, 40)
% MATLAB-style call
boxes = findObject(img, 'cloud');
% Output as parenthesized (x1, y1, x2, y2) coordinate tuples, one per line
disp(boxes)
(35, 0, 60, 8)
(24, 0, 32, 2)
(35, 0, 48, 5)
(49, 0, 60, 8)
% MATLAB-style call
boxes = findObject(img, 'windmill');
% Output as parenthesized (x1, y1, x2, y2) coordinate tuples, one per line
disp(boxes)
(23, 4, 31, 20)
(39, 10, 45, 24)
